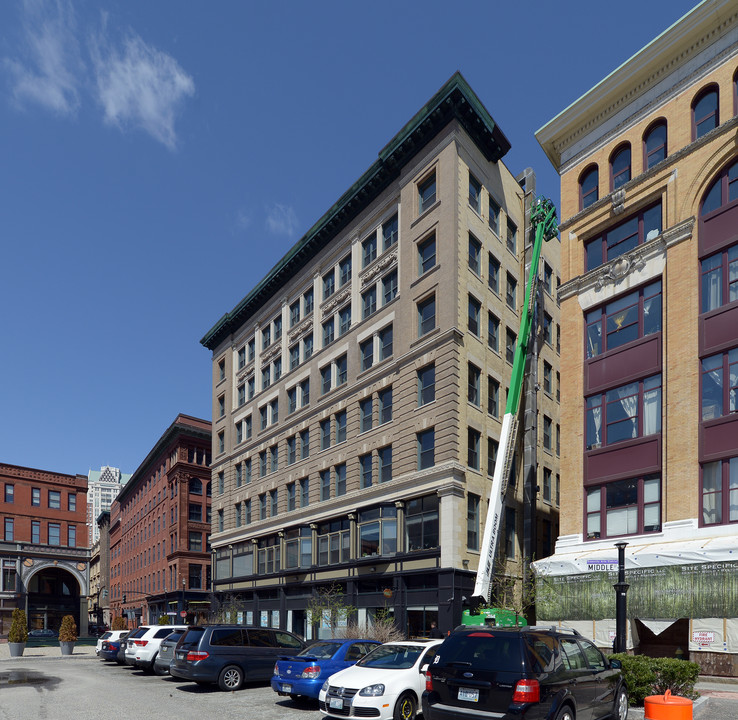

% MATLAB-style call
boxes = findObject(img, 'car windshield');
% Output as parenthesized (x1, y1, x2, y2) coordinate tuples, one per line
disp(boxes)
(298, 642, 341, 659)
(357, 644, 424, 670)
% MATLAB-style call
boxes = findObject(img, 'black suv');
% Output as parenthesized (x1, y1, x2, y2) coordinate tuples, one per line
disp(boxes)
(422, 625, 627, 720)
(170, 625, 306, 691)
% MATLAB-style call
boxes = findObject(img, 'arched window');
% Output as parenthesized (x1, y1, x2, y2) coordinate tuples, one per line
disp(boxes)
(189, 478, 202, 495)
(643, 120, 667, 170)
(700, 158, 738, 217)
(610, 144, 631, 190)
(692, 85, 719, 140)
(580, 165, 599, 210)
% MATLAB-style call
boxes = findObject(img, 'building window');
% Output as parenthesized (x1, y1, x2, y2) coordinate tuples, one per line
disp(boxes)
(270, 445, 278, 472)
(506, 272, 517, 310)
(418, 364, 435, 406)
(335, 464, 347, 496)
(507, 219, 517, 254)
(362, 286, 377, 319)
(610, 143, 631, 190)
(468, 295, 481, 337)
(579, 165, 599, 210)
(468, 233, 482, 274)
(468, 363, 481, 406)
(320, 470, 331, 501)
(359, 505, 397, 557)
(288, 387, 297, 414)
(488, 253, 500, 293)
(467, 428, 481, 470)
(300, 429, 310, 459)
(543, 261, 553, 295)
(188, 531, 202, 551)
(300, 478, 309, 507)
(469, 172, 482, 213)
(418, 171, 436, 214)
(287, 436, 297, 464)
(248, 338, 255, 361)
(49, 490, 61, 509)
(262, 326, 271, 350)
(701, 457, 738, 526)
(236, 463, 243, 487)
(418, 295, 436, 336)
(363, 231, 378, 268)
(379, 445, 393, 483)
(586, 279, 662, 357)
(290, 300, 301, 327)
(335, 411, 347, 444)
(488, 312, 499, 352)
(543, 361, 553, 395)
(701, 245, 738, 312)
(32, 520, 40, 543)
(543, 416, 552, 452)
(261, 366, 271, 390)
(378, 387, 393, 424)
(218, 358, 225, 380)
(586, 475, 661, 539)
(274, 316, 282, 341)
(336, 354, 348, 386)
(360, 338, 373, 371)
(317, 519, 350, 566)
(304, 288, 314, 315)
(418, 233, 436, 275)
(488, 376, 499, 417)
(285, 483, 295, 512)
(488, 195, 500, 234)
(48, 523, 60, 546)
(693, 85, 719, 140)
(259, 494, 267, 520)
(406, 494, 439, 551)
(323, 269, 335, 300)
(467, 493, 480, 550)
(505, 507, 516, 559)
(488, 437, 499, 476)
(4, 484, 13, 504)
(585, 201, 662, 271)
(248, 376, 255, 399)
(273, 358, 282, 381)
(235, 502, 242, 527)
(339, 255, 352, 287)
(506, 328, 517, 364)
(360, 453, 373, 489)
(238, 383, 246, 406)
(270, 489, 278, 516)
(320, 419, 331, 450)
(379, 325, 393, 361)
(643, 120, 667, 169)
(543, 312, 553, 346)
(189, 503, 202, 521)
(32, 487, 40, 506)
(360, 397, 373, 432)
(218, 471, 225, 494)
(300, 378, 310, 406)
(259, 451, 267, 477)
(417, 428, 435, 470)
(701, 348, 738, 421)
(236, 421, 243, 444)
(321, 365, 332, 395)
(587, 374, 662, 449)
(244, 498, 251, 524)
(4, 517, 13, 541)
(322, 318, 335, 347)
(382, 270, 398, 305)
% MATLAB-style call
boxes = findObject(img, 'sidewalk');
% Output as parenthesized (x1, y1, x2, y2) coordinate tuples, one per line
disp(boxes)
(0, 642, 97, 660)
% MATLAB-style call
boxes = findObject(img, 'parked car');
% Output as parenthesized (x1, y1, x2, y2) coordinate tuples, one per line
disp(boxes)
(272, 639, 381, 701)
(28, 628, 58, 638)
(96, 629, 129, 656)
(153, 629, 186, 676)
(123, 627, 150, 666)
(100, 634, 129, 663)
(125, 624, 188, 672)
(318, 639, 442, 720)
(170, 625, 306, 691)
(422, 625, 628, 720)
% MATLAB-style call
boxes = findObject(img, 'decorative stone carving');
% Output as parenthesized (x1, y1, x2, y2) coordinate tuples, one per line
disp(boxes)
(321, 286, 351, 317)
(288, 318, 313, 343)
(360, 250, 398, 287)
(261, 342, 282, 364)
(611, 189, 626, 215)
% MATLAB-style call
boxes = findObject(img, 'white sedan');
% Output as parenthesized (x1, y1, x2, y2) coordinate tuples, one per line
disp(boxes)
(318, 639, 442, 720)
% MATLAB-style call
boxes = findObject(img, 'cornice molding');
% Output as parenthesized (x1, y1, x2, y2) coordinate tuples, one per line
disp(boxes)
(360, 249, 398, 288)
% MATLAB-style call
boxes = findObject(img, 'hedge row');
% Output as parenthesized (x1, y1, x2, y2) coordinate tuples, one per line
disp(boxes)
(608, 653, 700, 706)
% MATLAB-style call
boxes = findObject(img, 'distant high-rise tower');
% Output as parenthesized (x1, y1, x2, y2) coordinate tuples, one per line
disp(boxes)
(87, 466, 131, 545)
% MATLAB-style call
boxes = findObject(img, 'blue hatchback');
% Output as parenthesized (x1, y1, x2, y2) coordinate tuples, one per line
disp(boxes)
(100, 637, 125, 662)
(272, 639, 380, 701)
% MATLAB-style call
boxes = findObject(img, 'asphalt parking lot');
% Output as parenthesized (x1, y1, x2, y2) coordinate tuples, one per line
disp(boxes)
(0, 655, 323, 720)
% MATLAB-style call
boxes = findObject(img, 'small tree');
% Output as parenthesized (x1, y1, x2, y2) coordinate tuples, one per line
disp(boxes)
(207, 592, 244, 624)
(307, 583, 356, 638)
(59, 615, 78, 642)
(157, 614, 171, 625)
(111, 616, 127, 630)
(8, 608, 28, 643)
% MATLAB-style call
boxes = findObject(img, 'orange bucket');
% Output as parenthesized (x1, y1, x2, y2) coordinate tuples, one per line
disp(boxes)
(644, 689, 693, 720)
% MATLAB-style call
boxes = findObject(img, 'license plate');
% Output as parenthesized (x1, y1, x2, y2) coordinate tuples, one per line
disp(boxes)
(329, 697, 344, 710)
(282, 684, 292, 693)
(458, 687, 479, 702)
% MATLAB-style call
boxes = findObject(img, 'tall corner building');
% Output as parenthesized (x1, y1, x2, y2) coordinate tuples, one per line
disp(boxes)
(86, 465, 131, 546)
(201, 72, 560, 638)
(535, 0, 738, 672)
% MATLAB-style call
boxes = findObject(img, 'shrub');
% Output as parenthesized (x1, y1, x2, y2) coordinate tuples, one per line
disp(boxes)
(111, 616, 127, 631)
(8, 608, 28, 643)
(157, 615, 171, 625)
(609, 653, 700, 706)
(59, 615, 78, 642)
(336, 618, 405, 644)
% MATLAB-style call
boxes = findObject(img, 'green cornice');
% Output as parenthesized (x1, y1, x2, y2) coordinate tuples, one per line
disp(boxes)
(200, 71, 510, 351)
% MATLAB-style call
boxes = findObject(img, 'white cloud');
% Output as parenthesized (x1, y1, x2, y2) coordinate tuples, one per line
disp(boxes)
(4, 0, 83, 116)
(235, 208, 252, 232)
(90, 25, 195, 150)
(265, 203, 299, 238)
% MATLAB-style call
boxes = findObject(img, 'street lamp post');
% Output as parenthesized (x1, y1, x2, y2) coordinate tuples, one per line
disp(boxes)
(181, 578, 186, 619)
(613, 542, 629, 654)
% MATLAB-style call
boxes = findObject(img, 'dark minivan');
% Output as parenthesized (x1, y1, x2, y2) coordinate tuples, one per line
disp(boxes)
(422, 625, 627, 720)
(170, 625, 306, 691)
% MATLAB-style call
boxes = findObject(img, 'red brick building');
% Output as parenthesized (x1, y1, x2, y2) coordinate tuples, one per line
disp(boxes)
(0, 463, 89, 635)
(109, 414, 212, 626)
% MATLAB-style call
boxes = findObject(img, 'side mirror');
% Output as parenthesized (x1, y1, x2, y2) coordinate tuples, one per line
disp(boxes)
(610, 659, 622, 669)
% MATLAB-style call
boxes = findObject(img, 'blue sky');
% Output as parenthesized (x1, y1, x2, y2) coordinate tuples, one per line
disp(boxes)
(0, 0, 698, 477)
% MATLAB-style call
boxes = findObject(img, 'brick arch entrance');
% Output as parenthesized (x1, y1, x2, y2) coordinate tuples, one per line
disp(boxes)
(25, 564, 84, 633)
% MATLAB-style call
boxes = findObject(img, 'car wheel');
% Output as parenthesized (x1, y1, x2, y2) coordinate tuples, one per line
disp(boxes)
(613, 687, 628, 720)
(153, 660, 168, 676)
(554, 705, 575, 720)
(218, 665, 244, 692)
(393, 692, 416, 720)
